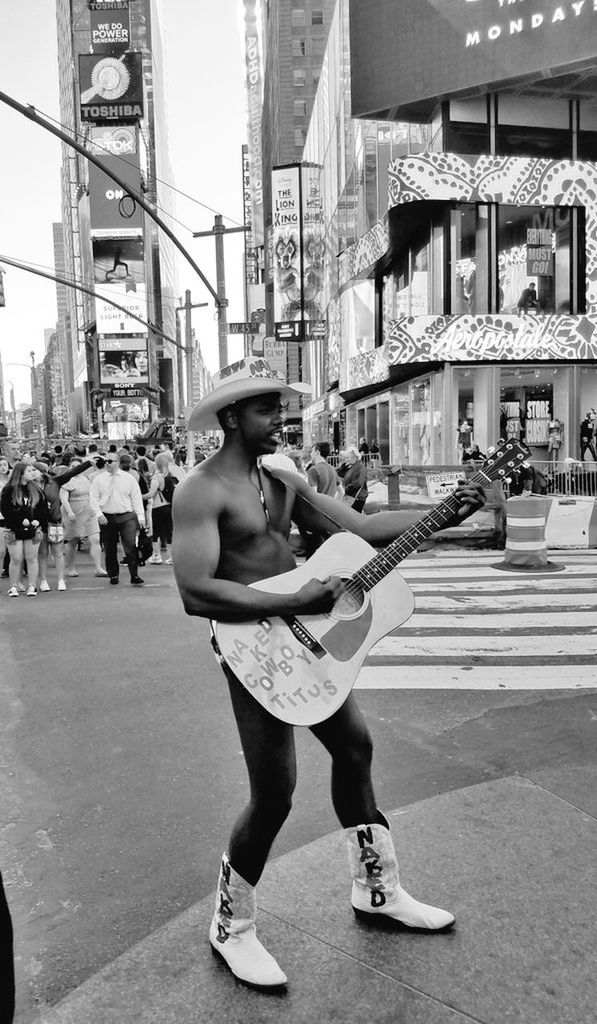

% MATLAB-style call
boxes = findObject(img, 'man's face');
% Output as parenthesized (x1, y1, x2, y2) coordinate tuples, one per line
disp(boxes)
(235, 393, 286, 454)
(5, 442, 20, 462)
(104, 455, 119, 474)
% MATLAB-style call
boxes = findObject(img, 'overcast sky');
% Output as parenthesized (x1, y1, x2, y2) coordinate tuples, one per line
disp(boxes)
(0, 0, 248, 408)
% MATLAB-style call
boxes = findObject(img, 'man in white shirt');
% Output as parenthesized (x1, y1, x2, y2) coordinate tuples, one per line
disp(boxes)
(89, 453, 146, 585)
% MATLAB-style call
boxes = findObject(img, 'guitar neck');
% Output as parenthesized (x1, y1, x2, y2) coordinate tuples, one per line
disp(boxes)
(352, 466, 491, 592)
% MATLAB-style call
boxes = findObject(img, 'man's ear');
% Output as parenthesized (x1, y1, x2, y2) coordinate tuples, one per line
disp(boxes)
(221, 405, 238, 431)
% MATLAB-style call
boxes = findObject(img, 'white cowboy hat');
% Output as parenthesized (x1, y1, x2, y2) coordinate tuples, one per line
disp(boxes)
(188, 356, 311, 431)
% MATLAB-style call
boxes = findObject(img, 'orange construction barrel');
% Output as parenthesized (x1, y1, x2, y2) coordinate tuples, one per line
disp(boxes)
(492, 495, 564, 572)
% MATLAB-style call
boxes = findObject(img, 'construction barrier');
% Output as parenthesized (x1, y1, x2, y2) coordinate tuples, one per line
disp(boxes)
(493, 495, 564, 572)
(545, 496, 597, 549)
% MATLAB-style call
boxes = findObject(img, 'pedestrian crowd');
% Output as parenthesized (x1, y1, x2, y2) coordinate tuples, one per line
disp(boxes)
(0, 439, 190, 597)
(0, 436, 380, 598)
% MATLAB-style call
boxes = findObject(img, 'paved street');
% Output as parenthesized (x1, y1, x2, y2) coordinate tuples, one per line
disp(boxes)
(0, 548, 596, 1022)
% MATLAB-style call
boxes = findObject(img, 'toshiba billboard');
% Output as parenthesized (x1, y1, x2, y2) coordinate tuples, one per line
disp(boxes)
(350, 0, 597, 121)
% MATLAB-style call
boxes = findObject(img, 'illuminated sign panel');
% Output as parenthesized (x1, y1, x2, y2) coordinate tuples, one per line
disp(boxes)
(350, 0, 597, 120)
(79, 52, 143, 123)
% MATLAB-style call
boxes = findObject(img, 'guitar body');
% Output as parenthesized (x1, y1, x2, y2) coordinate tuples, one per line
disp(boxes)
(213, 532, 415, 726)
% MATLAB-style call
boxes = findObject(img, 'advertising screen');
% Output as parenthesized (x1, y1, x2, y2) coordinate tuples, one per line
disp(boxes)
(93, 237, 147, 332)
(350, 0, 597, 121)
(99, 336, 148, 388)
(79, 52, 143, 123)
(272, 165, 303, 341)
(89, 147, 142, 231)
(90, 1, 130, 54)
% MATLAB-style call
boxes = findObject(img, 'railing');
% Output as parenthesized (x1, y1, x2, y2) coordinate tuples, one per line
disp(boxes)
(327, 455, 597, 498)
(526, 460, 597, 497)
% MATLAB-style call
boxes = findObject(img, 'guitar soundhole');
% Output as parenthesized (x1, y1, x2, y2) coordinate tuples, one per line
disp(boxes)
(332, 580, 366, 620)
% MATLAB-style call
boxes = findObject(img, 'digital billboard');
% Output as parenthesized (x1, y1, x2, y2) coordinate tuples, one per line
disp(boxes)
(89, 146, 142, 231)
(98, 336, 148, 388)
(79, 52, 143, 123)
(93, 236, 147, 332)
(349, 0, 597, 121)
(89, 1, 130, 54)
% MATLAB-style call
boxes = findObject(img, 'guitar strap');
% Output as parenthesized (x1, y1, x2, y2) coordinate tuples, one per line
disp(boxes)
(260, 462, 349, 533)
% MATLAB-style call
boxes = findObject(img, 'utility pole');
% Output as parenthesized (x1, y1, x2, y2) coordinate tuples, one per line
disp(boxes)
(193, 215, 248, 370)
(175, 309, 185, 415)
(176, 292, 208, 465)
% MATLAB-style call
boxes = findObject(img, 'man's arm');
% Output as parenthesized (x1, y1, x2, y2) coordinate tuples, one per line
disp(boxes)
(88, 476, 103, 519)
(53, 460, 92, 487)
(171, 474, 343, 623)
(283, 469, 486, 545)
(129, 477, 145, 524)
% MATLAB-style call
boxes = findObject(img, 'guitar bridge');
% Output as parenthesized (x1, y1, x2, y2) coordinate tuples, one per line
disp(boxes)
(281, 616, 327, 659)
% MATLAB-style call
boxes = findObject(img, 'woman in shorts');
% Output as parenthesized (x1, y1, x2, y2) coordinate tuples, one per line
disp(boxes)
(60, 456, 107, 578)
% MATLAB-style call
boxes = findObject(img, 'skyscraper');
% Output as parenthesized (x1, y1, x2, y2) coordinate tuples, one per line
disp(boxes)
(55, 0, 178, 439)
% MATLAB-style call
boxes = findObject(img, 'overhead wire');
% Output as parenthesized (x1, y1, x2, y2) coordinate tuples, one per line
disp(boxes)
(33, 104, 246, 229)
(0, 254, 207, 318)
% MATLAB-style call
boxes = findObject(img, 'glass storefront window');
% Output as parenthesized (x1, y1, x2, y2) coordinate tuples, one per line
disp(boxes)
(385, 230, 439, 318)
(410, 379, 431, 465)
(452, 204, 489, 315)
(497, 205, 572, 315)
(392, 384, 410, 465)
(341, 279, 376, 355)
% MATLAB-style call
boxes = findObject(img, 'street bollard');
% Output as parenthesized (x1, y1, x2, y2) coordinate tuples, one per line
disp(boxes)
(387, 466, 401, 509)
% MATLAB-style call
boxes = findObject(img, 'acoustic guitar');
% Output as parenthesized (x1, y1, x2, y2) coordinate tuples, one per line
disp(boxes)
(213, 440, 529, 726)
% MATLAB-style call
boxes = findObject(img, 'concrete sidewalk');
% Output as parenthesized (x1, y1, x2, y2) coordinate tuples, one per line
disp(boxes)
(33, 770, 596, 1024)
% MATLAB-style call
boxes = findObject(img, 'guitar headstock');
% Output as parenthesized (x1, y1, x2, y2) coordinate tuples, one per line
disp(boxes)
(473, 439, 531, 485)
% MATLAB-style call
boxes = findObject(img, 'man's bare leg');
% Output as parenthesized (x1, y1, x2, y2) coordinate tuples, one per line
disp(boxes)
(312, 693, 454, 931)
(310, 692, 379, 826)
(225, 668, 297, 886)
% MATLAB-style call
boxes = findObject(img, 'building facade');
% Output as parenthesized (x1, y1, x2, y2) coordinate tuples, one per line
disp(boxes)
(298, 0, 597, 469)
(55, 0, 178, 439)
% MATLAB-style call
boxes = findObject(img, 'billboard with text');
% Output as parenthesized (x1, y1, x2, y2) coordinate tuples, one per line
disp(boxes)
(350, 0, 597, 120)
(93, 237, 147, 333)
(79, 52, 143, 123)
(89, 1, 130, 54)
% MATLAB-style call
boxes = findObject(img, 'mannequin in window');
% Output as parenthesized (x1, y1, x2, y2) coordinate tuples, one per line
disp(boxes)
(517, 282, 539, 314)
(547, 419, 563, 464)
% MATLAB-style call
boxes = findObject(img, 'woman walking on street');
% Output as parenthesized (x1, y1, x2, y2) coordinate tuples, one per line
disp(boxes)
(0, 462, 47, 596)
(0, 455, 10, 581)
(60, 456, 108, 578)
(146, 451, 176, 564)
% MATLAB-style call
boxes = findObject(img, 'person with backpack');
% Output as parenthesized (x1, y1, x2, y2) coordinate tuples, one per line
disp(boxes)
(147, 451, 177, 565)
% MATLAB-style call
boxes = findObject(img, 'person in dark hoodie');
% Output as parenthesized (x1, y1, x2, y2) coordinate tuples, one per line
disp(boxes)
(31, 455, 98, 592)
(1, 461, 48, 596)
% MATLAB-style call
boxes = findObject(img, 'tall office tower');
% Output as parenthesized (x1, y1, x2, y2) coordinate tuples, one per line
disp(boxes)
(55, 0, 178, 439)
(251, 0, 335, 438)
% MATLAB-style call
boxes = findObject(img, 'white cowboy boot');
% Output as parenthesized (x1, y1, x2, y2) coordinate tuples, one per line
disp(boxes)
(209, 853, 287, 988)
(346, 816, 455, 931)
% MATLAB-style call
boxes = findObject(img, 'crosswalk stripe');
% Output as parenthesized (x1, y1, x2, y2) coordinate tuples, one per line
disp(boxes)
(361, 550, 597, 689)
(356, 665, 597, 690)
(396, 612, 597, 630)
(370, 634, 597, 657)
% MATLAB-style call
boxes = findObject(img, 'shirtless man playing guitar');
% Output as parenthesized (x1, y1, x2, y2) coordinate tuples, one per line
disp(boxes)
(172, 358, 486, 990)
